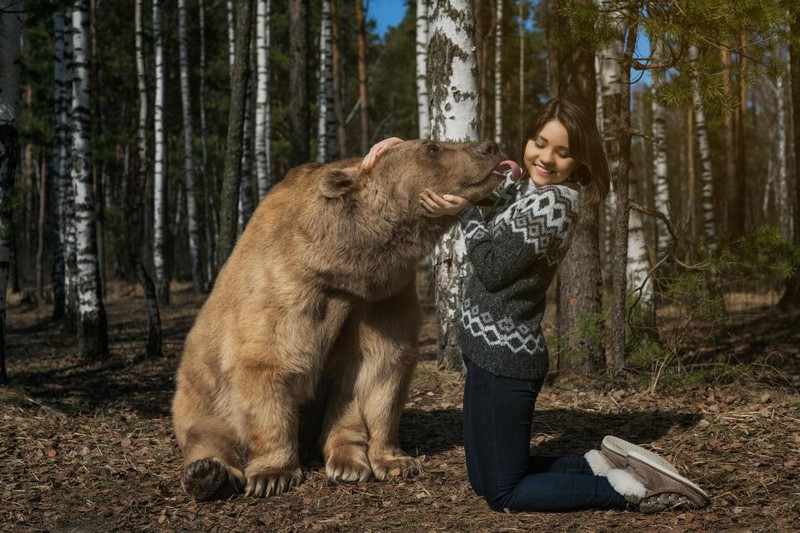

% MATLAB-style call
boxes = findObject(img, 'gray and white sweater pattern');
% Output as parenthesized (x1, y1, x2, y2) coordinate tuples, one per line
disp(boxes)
(457, 177, 580, 380)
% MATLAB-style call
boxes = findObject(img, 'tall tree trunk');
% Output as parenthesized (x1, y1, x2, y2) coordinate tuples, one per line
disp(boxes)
(51, 9, 68, 320)
(61, 9, 79, 332)
(289, 0, 310, 165)
(686, 103, 698, 237)
(545, 0, 559, 99)
(255, 0, 273, 197)
(493, 0, 502, 145)
(71, 0, 108, 360)
(331, 0, 347, 156)
(472, 0, 488, 141)
(774, 55, 790, 237)
(153, 0, 170, 305)
(218, 0, 252, 266)
(555, 0, 604, 374)
(731, 31, 748, 239)
(238, 53, 254, 231)
(198, 0, 217, 285)
(0, 0, 23, 383)
(36, 154, 46, 300)
(609, 10, 638, 376)
(428, 0, 478, 372)
(416, 0, 431, 139)
(178, 0, 204, 293)
(689, 45, 717, 251)
(355, 0, 369, 154)
(651, 37, 671, 259)
(135, 0, 162, 358)
(720, 45, 737, 239)
(779, 9, 800, 310)
(317, 0, 338, 163)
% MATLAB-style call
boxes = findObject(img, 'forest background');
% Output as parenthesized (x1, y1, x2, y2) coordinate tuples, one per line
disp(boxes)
(1, 0, 799, 531)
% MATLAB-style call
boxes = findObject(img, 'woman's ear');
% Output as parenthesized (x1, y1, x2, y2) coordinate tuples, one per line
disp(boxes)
(319, 169, 356, 199)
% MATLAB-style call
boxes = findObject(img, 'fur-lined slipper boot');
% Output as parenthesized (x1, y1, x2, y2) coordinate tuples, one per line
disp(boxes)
(606, 451, 710, 513)
(602, 435, 679, 474)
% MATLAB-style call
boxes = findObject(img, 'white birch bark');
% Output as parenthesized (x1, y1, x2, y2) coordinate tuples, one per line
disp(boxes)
(0, 0, 23, 381)
(62, 8, 79, 328)
(316, 0, 337, 163)
(651, 38, 671, 258)
(71, 0, 108, 358)
(153, 0, 169, 302)
(493, 0, 502, 145)
(135, 0, 163, 358)
(178, 0, 203, 292)
(627, 178, 654, 330)
(689, 45, 717, 250)
(416, 0, 430, 138)
(255, 0, 273, 197)
(428, 0, 478, 371)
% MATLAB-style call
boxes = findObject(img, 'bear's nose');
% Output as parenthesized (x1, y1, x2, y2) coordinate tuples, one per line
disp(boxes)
(477, 141, 499, 155)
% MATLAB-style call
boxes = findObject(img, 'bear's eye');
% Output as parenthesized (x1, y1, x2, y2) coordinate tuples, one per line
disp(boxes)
(426, 143, 440, 155)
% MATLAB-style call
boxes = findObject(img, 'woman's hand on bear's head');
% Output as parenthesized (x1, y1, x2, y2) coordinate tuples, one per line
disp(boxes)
(419, 188, 468, 217)
(361, 137, 405, 171)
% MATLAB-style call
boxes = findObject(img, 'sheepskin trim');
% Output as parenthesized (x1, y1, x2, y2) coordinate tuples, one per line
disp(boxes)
(584, 449, 612, 477)
(606, 468, 647, 502)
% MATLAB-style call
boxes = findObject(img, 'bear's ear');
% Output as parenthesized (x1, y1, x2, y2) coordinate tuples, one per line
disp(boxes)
(319, 169, 356, 199)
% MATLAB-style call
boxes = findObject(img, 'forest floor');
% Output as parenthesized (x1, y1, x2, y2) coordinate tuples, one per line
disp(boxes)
(1, 281, 799, 532)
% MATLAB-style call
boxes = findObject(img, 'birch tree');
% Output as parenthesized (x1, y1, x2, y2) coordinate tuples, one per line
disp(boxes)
(689, 44, 717, 251)
(416, 0, 430, 139)
(178, 0, 203, 293)
(428, 0, 479, 371)
(317, 0, 338, 163)
(135, 0, 162, 358)
(0, 0, 23, 383)
(71, 0, 108, 359)
(153, 0, 170, 304)
(255, 0, 273, 198)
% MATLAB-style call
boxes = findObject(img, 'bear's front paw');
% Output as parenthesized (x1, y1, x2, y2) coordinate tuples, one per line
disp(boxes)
(370, 450, 422, 480)
(244, 466, 303, 497)
(325, 446, 372, 482)
(182, 458, 245, 500)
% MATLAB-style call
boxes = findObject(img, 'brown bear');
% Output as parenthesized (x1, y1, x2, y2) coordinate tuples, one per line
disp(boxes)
(172, 139, 505, 500)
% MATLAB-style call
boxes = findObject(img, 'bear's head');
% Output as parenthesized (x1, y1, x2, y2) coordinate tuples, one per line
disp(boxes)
(318, 139, 506, 212)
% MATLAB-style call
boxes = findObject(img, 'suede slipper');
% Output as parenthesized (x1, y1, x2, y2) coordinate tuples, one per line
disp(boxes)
(627, 450, 711, 507)
(602, 435, 679, 474)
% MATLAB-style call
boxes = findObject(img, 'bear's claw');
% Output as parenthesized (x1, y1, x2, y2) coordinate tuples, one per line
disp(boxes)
(182, 458, 244, 501)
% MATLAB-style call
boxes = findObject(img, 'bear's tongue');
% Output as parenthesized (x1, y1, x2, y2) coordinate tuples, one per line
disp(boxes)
(494, 160, 523, 181)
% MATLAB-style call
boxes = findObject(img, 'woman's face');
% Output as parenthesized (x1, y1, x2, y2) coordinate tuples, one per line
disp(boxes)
(523, 119, 578, 187)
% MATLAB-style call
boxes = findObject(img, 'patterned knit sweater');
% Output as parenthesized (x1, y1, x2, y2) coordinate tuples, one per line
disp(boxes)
(457, 173, 580, 380)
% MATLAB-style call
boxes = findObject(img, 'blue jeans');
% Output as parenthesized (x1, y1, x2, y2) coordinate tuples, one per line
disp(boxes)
(463, 360, 628, 512)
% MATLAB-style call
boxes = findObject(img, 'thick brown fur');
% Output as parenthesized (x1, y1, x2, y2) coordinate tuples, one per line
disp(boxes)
(172, 140, 504, 500)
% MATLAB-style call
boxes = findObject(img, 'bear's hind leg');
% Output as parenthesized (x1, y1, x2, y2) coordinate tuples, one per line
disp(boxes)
(181, 418, 246, 500)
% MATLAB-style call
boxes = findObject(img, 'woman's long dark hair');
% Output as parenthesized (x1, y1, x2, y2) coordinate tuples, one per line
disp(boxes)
(521, 99, 610, 205)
